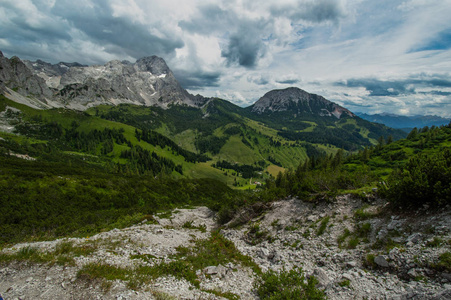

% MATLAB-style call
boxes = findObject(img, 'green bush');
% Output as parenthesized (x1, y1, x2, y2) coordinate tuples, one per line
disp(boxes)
(254, 267, 325, 300)
(434, 251, 451, 272)
(379, 149, 451, 208)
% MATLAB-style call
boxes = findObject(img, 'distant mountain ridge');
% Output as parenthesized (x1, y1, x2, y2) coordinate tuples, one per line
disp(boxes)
(357, 112, 450, 131)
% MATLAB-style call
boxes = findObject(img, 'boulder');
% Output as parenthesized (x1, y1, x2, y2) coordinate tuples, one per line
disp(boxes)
(307, 215, 318, 222)
(374, 255, 389, 268)
(407, 268, 418, 278)
(431, 289, 451, 300)
(204, 266, 218, 275)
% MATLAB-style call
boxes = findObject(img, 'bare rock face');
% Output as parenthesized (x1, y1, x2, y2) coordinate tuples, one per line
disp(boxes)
(250, 87, 354, 119)
(1, 51, 208, 110)
(0, 55, 53, 100)
(34, 55, 205, 110)
(22, 60, 86, 89)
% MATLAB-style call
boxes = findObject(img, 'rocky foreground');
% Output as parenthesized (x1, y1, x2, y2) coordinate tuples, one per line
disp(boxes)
(1, 195, 451, 299)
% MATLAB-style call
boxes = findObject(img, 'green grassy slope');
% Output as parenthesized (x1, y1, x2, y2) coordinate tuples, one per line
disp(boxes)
(86, 99, 386, 177)
(1, 93, 409, 189)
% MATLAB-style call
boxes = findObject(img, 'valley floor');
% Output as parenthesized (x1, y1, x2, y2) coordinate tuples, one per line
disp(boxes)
(1, 196, 451, 300)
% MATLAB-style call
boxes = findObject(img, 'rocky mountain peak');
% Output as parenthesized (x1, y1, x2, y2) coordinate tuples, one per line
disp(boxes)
(136, 56, 171, 76)
(0, 54, 53, 103)
(251, 87, 354, 119)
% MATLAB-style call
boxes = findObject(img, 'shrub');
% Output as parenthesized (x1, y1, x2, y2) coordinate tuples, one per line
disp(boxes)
(356, 222, 371, 239)
(354, 205, 376, 220)
(246, 223, 273, 245)
(254, 267, 325, 300)
(182, 221, 207, 233)
(316, 216, 330, 236)
(426, 237, 443, 248)
(338, 279, 351, 287)
(347, 236, 360, 249)
(433, 251, 451, 272)
(364, 253, 376, 268)
(379, 150, 451, 208)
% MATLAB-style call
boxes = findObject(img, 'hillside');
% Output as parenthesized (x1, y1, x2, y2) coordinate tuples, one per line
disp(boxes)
(1, 90, 449, 246)
(244, 87, 406, 150)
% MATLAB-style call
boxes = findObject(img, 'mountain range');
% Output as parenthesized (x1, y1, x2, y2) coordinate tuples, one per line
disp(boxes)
(1, 50, 355, 118)
(0, 50, 407, 186)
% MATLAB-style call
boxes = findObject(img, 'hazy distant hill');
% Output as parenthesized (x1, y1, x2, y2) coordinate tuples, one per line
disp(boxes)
(356, 112, 450, 132)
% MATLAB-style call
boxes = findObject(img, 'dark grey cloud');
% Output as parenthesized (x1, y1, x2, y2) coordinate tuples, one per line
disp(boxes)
(0, 1, 185, 64)
(0, 2, 71, 41)
(221, 24, 267, 68)
(337, 75, 451, 97)
(173, 69, 221, 90)
(248, 75, 270, 85)
(180, 4, 269, 68)
(51, 0, 184, 60)
(276, 79, 300, 85)
(427, 78, 451, 87)
(0, 2, 72, 60)
(271, 0, 345, 24)
(339, 100, 374, 108)
(181, 1, 345, 69)
(421, 91, 451, 96)
(340, 78, 414, 96)
(422, 101, 451, 108)
(179, 5, 238, 35)
(411, 28, 451, 52)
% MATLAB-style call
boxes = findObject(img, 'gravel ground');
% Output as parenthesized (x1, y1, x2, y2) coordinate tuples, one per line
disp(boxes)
(1, 196, 450, 299)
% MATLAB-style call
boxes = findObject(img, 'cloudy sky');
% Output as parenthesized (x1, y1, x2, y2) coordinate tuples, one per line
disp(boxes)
(1, 0, 451, 117)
